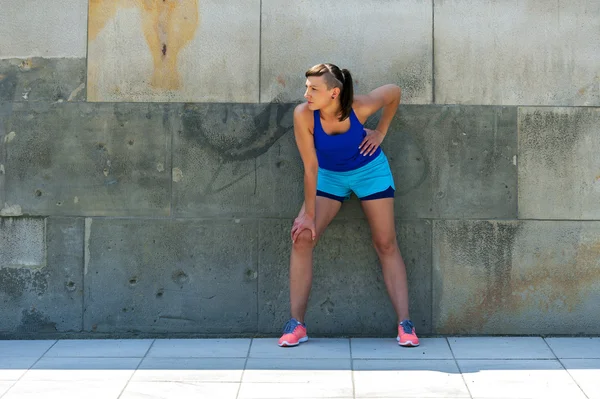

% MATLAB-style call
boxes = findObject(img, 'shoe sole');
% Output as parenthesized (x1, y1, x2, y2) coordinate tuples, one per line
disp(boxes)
(278, 336, 309, 347)
(396, 336, 419, 347)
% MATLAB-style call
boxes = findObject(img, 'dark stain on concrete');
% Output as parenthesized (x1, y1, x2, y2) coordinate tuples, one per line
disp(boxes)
(436, 221, 600, 334)
(18, 308, 57, 333)
(519, 109, 589, 172)
(0, 71, 18, 102)
(436, 221, 520, 333)
(0, 58, 86, 102)
(0, 268, 48, 298)
(181, 103, 295, 162)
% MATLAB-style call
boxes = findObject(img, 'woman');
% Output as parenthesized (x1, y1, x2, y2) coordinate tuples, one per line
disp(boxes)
(278, 63, 419, 347)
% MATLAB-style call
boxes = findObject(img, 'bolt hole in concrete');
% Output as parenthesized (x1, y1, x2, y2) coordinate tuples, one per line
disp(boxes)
(172, 270, 189, 284)
(35, 189, 42, 197)
(245, 269, 258, 281)
(128, 139, 134, 145)
(129, 278, 138, 286)
(66, 281, 76, 291)
(156, 289, 164, 298)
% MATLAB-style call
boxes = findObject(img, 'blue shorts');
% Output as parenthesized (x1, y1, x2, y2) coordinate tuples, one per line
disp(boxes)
(317, 151, 396, 202)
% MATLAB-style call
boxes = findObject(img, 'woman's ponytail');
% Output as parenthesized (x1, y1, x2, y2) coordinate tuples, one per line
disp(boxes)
(338, 68, 354, 121)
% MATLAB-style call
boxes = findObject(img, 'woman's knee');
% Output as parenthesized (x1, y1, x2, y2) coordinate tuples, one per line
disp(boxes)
(372, 236, 398, 256)
(293, 229, 317, 251)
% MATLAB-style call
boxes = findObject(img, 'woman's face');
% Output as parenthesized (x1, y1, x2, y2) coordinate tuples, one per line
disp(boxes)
(304, 75, 337, 110)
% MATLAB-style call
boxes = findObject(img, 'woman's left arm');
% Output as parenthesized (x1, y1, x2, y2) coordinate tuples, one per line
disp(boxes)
(357, 84, 401, 156)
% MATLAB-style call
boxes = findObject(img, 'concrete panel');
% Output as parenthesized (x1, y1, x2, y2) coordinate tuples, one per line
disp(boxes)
(0, 217, 45, 268)
(83, 218, 258, 333)
(87, 0, 259, 102)
(0, 0, 88, 58)
(376, 105, 517, 219)
(261, 0, 432, 104)
(519, 107, 600, 220)
(0, 217, 83, 333)
(435, 0, 600, 105)
(0, 58, 86, 102)
(173, 103, 302, 218)
(3, 102, 173, 216)
(258, 219, 432, 336)
(433, 220, 600, 335)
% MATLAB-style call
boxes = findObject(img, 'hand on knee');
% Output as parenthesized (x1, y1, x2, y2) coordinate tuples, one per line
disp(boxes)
(292, 229, 316, 251)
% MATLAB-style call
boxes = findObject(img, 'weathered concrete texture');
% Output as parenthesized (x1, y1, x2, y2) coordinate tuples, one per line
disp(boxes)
(2, 102, 174, 216)
(258, 219, 432, 336)
(0, 217, 45, 268)
(0, 102, 10, 208)
(0, 217, 83, 333)
(88, 0, 259, 102)
(83, 218, 258, 333)
(173, 103, 303, 218)
(375, 105, 517, 219)
(435, 0, 600, 105)
(260, 0, 432, 104)
(0, 0, 88, 58)
(433, 220, 600, 335)
(0, 58, 86, 102)
(519, 107, 600, 220)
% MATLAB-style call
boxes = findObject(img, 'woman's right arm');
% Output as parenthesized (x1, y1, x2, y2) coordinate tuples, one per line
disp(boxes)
(291, 104, 318, 241)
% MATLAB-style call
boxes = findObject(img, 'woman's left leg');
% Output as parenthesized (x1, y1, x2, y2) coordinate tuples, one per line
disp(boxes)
(360, 197, 410, 322)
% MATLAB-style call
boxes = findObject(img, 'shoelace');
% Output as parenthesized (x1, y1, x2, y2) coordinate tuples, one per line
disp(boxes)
(282, 319, 300, 334)
(400, 320, 414, 334)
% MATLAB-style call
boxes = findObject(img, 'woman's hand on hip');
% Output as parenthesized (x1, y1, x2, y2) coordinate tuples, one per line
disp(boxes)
(359, 128, 385, 156)
(291, 212, 316, 243)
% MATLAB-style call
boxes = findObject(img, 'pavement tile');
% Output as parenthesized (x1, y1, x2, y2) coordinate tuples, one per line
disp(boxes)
(2, 380, 127, 399)
(22, 357, 141, 381)
(561, 358, 600, 399)
(120, 381, 240, 399)
(353, 359, 469, 398)
(132, 357, 245, 382)
(238, 381, 353, 399)
(0, 340, 55, 358)
(243, 358, 351, 383)
(45, 340, 152, 358)
(545, 337, 600, 359)
(249, 338, 350, 359)
(458, 359, 587, 399)
(147, 339, 251, 358)
(0, 357, 39, 380)
(351, 338, 453, 359)
(448, 337, 555, 359)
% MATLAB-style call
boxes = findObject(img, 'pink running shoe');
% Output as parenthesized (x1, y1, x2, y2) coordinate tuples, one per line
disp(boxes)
(278, 318, 308, 347)
(397, 319, 420, 347)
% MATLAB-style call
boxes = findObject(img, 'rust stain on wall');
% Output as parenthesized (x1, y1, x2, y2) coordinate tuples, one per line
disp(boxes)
(89, 0, 200, 91)
(89, 0, 121, 42)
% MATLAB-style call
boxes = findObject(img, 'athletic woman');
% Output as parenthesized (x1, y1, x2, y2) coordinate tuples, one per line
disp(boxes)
(278, 63, 419, 348)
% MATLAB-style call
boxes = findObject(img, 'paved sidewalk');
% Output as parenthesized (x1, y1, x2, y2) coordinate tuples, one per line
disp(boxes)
(0, 337, 598, 398)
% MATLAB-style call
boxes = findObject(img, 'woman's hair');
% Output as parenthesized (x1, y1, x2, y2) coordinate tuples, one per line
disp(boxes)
(305, 63, 354, 121)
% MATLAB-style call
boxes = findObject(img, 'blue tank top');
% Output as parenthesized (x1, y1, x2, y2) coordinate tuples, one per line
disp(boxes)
(313, 108, 381, 172)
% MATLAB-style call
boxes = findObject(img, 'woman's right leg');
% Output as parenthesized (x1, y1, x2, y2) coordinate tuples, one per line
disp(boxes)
(290, 195, 342, 322)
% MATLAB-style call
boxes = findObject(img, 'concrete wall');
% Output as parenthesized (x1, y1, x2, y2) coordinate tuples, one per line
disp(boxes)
(0, 0, 599, 337)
